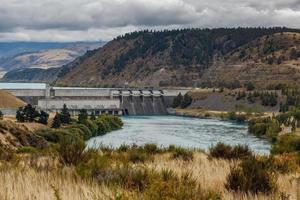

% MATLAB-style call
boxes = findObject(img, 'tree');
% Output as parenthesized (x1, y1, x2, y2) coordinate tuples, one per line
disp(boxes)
(172, 93, 183, 108)
(38, 110, 49, 125)
(52, 113, 62, 129)
(16, 107, 25, 122)
(78, 109, 88, 124)
(0, 110, 3, 120)
(60, 104, 71, 124)
(244, 82, 255, 91)
(180, 93, 193, 109)
(15, 104, 48, 124)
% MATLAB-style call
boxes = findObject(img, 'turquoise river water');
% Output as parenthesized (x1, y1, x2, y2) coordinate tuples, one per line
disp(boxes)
(86, 116, 271, 154)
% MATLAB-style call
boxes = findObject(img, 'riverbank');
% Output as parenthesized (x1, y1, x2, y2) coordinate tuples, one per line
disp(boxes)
(167, 108, 268, 121)
(167, 108, 226, 119)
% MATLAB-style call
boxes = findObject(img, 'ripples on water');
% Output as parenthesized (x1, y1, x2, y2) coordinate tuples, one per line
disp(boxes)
(87, 116, 271, 154)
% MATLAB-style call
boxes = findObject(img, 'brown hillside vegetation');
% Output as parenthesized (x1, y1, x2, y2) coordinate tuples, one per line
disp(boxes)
(52, 28, 300, 88)
(0, 120, 47, 149)
(0, 90, 25, 109)
(201, 32, 300, 89)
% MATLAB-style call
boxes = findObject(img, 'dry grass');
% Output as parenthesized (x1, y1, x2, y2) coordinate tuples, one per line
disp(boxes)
(145, 153, 300, 200)
(0, 164, 115, 200)
(0, 151, 299, 200)
(0, 90, 25, 109)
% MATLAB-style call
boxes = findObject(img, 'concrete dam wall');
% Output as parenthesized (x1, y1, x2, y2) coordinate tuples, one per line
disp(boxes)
(121, 96, 168, 115)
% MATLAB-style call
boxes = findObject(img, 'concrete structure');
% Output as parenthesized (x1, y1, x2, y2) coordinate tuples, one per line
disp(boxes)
(1, 83, 189, 115)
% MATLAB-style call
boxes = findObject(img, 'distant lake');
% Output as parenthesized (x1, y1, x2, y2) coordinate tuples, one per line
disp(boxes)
(87, 116, 271, 154)
(0, 82, 46, 89)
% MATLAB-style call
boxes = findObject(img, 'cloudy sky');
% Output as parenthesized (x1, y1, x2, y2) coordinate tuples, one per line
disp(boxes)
(0, 0, 300, 42)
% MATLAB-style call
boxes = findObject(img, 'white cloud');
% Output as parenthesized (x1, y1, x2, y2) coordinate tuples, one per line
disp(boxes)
(0, 0, 299, 41)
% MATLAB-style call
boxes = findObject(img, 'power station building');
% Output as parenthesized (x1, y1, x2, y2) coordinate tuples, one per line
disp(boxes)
(1, 83, 188, 116)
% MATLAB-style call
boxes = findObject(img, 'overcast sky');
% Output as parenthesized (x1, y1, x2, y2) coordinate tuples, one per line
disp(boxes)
(0, 0, 300, 42)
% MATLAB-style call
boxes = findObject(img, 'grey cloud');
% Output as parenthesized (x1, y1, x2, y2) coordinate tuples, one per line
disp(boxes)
(0, 0, 299, 41)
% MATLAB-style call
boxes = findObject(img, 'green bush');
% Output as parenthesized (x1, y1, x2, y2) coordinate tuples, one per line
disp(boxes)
(128, 150, 147, 163)
(76, 150, 110, 179)
(226, 156, 277, 194)
(271, 134, 300, 154)
(209, 143, 252, 160)
(248, 117, 281, 138)
(84, 119, 98, 137)
(58, 132, 86, 165)
(35, 128, 67, 143)
(144, 143, 159, 154)
(171, 147, 193, 161)
(118, 144, 130, 152)
(17, 146, 38, 154)
(67, 124, 92, 140)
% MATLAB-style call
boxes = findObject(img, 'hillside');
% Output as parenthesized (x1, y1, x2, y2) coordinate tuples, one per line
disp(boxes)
(3, 28, 300, 88)
(0, 42, 103, 72)
(200, 32, 300, 89)
(0, 90, 25, 109)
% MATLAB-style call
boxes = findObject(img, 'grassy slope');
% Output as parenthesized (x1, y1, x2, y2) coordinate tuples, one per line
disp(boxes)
(0, 90, 25, 109)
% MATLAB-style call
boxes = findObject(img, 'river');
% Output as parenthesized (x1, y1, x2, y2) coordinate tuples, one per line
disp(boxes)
(86, 116, 271, 154)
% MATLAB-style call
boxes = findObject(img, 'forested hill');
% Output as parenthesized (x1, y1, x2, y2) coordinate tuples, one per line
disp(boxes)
(3, 27, 300, 88)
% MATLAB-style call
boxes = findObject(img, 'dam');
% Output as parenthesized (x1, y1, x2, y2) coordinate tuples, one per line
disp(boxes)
(0, 83, 188, 115)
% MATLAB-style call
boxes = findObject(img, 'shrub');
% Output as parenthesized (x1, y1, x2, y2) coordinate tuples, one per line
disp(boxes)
(144, 171, 221, 200)
(210, 143, 232, 159)
(226, 156, 277, 194)
(236, 114, 247, 122)
(76, 150, 110, 179)
(271, 134, 300, 154)
(58, 132, 86, 165)
(248, 117, 281, 138)
(35, 128, 66, 143)
(171, 147, 193, 161)
(67, 124, 92, 140)
(113, 167, 151, 192)
(144, 143, 159, 154)
(118, 144, 130, 152)
(128, 150, 147, 163)
(210, 143, 252, 160)
(84, 119, 98, 137)
(17, 146, 38, 154)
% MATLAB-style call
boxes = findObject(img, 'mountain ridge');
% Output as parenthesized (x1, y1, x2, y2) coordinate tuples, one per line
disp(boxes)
(2, 28, 300, 88)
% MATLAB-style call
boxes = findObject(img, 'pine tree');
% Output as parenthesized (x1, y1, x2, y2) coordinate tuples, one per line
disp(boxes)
(61, 104, 71, 124)
(0, 110, 3, 120)
(38, 110, 49, 125)
(180, 93, 193, 109)
(52, 113, 62, 129)
(172, 93, 183, 108)
(78, 109, 88, 124)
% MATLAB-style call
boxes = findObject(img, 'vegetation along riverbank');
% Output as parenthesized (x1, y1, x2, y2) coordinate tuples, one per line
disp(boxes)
(0, 103, 299, 199)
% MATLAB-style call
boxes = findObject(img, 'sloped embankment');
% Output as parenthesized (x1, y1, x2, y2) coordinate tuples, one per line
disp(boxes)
(0, 90, 25, 109)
